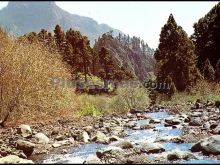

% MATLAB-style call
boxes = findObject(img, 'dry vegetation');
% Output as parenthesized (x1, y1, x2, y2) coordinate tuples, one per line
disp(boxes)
(0, 30, 79, 126)
(159, 80, 220, 105)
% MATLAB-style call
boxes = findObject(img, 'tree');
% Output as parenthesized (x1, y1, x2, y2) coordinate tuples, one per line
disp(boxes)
(98, 47, 114, 90)
(215, 59, 220, 82)
(203, 59, 215, 81)
(155, 14, 200, 92)
(54, 24, 66, 54)
(191, 2, 220, 71)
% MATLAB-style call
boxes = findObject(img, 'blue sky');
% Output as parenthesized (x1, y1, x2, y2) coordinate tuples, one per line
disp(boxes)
(0, 1, 219, 49)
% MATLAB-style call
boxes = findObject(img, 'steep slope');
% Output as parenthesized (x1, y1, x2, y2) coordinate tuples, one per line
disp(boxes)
(94, 33, 155, 80)
(0, 1, 121, 45)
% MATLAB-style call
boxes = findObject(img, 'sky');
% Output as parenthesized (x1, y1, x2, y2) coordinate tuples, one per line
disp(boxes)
(0, 1, 219, 49)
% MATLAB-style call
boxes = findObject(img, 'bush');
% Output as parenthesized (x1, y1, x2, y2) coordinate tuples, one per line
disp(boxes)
(111, 87, 150, 114)
(79, 102, 101, 117)
(0, 31, 78, 125)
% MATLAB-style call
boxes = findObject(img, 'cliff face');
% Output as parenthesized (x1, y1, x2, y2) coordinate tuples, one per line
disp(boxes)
(94, 33, 155, 80)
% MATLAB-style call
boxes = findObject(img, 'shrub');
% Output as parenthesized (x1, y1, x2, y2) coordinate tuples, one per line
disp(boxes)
(79, 102, 101, 117)
(0, 31, 78, 126)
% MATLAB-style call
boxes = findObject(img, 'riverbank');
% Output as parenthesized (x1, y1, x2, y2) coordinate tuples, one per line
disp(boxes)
(0, 100, 220, 164)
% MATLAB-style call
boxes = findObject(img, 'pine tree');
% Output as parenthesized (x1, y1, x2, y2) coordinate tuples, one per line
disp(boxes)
(203, 59, 215, 81)
(155, 14, 200, 92)
(215, 59, 220, 82)
(192, 2, 220, 71)
(54, 25, 66, 54)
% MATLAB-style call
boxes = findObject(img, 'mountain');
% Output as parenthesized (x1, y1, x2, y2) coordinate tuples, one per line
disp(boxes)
(0, 1, 121, 45)
(94, 33, 155, 80)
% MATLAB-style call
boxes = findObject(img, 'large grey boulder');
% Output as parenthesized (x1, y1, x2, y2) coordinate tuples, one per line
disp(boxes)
(0, 155, 34, 164)
(167, 149, 196, 161)
(191, 135, 220, 155)
(138, 142, 165, 154)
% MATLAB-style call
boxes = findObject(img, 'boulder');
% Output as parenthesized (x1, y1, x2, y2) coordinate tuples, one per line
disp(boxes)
(34, 133, 50, 144)
(17, 124, 32, 138)
(92, 131, 109, 144)
(0, 155, 34, 164)
(96, 146, 125, 164)
(113, 140, 134, 149)
(130, 108, 142, 114)
(138, 142, 165, 154)
(191, 135, 220, 155)
(79, 131, 90, 143)
(140, 124, 155, 130)
(108, 135, 122, 143)
(155, 136, 184, 143)
(167, 149, 196, 161)
(165, 117, 181, 126)
(84, 155, 102, 164)
(16, 140, 35, 157)
(189, 118, 202, 126)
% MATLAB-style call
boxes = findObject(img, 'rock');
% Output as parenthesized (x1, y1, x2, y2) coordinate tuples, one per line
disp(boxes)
(195, 99, 203, 109)
(81, 131, 90, 143)
(108, 135, 122, 142)
(51, 127, 59, 136)
(130, 108, 142, 114)
(203, 122, 211, 130)
(83, 126, 94, 135)
(17, 124, 32, 138)
(34, 133, 50, 144)
(125, 154, 150, 164)
(0, 155, 34, 164)
(155, 136, 184, 143)
(16, 140, 35, 157)
(167, 149, 196, 161)
(165, 117, 181, 126)
(55, 135, 65, 141)
(84, 155, 102, 164)
(52, 140, 69, 148)
(113, 140, 134, 149)
(213, 125, 220, 134)
(125, 121, 136, 128)
(92, 131, 109, 144)
(149, 118, 160, 124)
(191, 135, 220, 155)
(191, 112, 203, 117)
(189, 118, 202, 126)
(215, 101, 220, 108)
(96, 146, 125, 164)
(140, 124, 155, 130)
(138, 142, 165, 154)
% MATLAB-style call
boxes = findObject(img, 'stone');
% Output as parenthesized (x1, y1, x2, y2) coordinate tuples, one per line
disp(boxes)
(189, 118, 202, 126)
(149, 118, 160, 124)
(0, 155, 34, 164)
(191, 135, 220, 155)
(155, 136, 184, 143)
(113, 140, 134, 149)
(92, 131, 109, 144)
(34, 133, 50, 144)
(84, 155, 102, 164)
(165, 117, 181, 126)
(138, 142, 165, 154)
(16, 140, 35, 157)
(108, 135, 122, 142)
(130, 108, 142, 114)
(79, 131, 90, 143)
(140, 124, 155, 130)
(167, 149, 196, 161)
(17, 124, 32, 138)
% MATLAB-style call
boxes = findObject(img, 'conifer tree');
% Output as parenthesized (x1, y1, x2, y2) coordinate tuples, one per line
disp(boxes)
(203, 59, 215, 81)
(155, 14, 200, 92)
(215, 59, 220, 82)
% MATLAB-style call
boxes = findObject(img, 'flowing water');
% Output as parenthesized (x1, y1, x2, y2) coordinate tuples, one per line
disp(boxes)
(42, 111, 220, 164)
